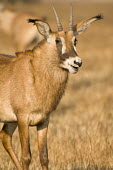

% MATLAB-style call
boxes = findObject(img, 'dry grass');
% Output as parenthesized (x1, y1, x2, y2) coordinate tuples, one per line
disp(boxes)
(0, 1, 113, 170)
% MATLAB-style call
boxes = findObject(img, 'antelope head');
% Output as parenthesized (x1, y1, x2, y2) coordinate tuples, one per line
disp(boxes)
(28, 6, 103, 74)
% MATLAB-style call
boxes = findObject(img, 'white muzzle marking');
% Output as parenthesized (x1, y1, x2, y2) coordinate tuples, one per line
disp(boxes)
(61, 57, 82, 74)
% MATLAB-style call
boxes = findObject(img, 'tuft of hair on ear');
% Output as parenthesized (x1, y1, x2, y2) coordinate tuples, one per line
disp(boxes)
(95, 14, 104, 20)
(28, 18, 42, 24)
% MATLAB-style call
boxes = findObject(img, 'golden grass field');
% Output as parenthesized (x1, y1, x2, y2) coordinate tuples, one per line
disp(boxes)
(0, 1, 113, 169)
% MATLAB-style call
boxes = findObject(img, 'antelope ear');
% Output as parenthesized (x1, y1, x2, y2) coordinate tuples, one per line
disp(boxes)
(28, 19, 52, 39)
(73, 14, 103, 36)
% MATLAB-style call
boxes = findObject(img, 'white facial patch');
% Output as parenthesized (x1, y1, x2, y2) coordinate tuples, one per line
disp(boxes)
(72, 37, 77, 53)
(60, 37, 66, 54)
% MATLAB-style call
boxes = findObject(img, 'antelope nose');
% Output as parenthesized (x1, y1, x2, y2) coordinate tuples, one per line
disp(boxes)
(74, 60, 82, 67)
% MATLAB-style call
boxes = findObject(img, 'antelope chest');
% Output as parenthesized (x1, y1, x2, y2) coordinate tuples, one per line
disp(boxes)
(29, 83, 66, 126)
(28, 74, 68, 126)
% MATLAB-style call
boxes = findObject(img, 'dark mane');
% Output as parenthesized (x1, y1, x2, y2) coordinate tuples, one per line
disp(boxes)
(0, 54, 16, 58)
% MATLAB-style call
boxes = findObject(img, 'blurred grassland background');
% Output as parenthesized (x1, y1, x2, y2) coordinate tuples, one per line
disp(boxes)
(0, 0, 113, 169)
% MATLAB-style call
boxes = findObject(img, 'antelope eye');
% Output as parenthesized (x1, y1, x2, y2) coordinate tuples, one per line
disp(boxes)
(74, 38, 78, 46)
(55, 38, 61, 44)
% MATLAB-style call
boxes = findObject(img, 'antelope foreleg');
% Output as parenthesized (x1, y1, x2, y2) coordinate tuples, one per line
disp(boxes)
(37, 120, 49, 170)
(0, 122, 22, 170)
(17, 115, 31, 170)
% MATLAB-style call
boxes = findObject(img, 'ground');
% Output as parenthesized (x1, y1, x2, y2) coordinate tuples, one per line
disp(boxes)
(0, 1, 113, 170)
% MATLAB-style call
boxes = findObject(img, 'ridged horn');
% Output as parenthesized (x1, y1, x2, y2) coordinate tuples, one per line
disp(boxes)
(52, 6, 63, 32)
(68, 5, 73, 31)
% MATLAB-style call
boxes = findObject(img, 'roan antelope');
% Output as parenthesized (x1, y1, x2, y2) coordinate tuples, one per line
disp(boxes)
(0, 5, 45, 51)
(0, 6, 103, 170)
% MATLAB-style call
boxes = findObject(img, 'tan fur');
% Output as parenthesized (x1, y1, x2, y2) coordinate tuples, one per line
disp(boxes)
(0, 32, 68, 170)
(0, 40, 68, 124)
(0, 9, 44, 51)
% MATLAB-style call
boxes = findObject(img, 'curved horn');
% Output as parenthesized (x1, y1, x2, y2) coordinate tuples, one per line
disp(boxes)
(52, 6, 63, 32)
(68, 5, 73, 31)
